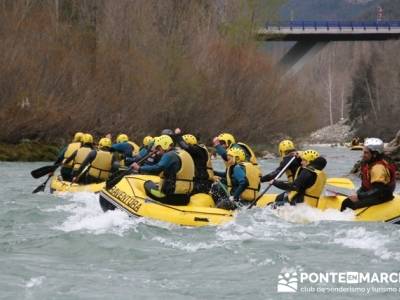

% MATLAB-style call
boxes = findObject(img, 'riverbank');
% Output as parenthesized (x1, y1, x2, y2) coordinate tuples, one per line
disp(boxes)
(0, 141, 59, 161)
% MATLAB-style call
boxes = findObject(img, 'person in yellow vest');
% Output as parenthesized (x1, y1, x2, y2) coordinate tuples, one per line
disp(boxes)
(211, 147, 261, 210)
(268, 150, 327, 207)
(63, 133, 94, 181)
(110, 133, 140, 166)
(212, 132, 258, 166)
(131, 135, 195, 205)
(173, 128, 214, 194)
(54, 132, 83, 181)
(72, 137, 119, 184)
(261, 140, 302, 183)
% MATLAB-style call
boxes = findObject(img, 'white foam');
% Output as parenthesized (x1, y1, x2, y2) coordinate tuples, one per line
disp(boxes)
(53, 192, 137, 235)
(271, 203, 355, 224)
(333, 227, 400, 261)
(152, 236, 223, 252)
(25, 276, 46, 288)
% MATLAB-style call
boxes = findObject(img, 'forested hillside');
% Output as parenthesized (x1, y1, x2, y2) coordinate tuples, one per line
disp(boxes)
(0, 0, 321, 145)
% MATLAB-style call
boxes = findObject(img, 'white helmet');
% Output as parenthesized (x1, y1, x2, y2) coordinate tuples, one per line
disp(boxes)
(364, 138, 384, 154)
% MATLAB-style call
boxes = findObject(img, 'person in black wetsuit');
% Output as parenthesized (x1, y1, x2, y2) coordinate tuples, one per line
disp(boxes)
(174, 128, 214, 194)
(261, 139, 302, 183)
(269, 150, 327, 207)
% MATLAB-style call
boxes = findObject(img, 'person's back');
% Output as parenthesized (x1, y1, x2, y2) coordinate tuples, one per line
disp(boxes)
(174, 130, 213, 194)
(132, 135, 195, 205)
(56, 132, 83, 181)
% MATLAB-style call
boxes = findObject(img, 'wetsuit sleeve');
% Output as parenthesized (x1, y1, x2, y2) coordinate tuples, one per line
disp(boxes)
(175, 134, 189, 151)
(273, 168, 315, 192)
(76, 150, 96, 175)
(63, 150, 77, 165)
(357, 182, 393, 202)
(215, 144, 228, 161)
(231, 165, 249, 200)
(54, 146, 67, 165)
(261, 155, 294, 182)
(111, 153, 120, 173)
(139, 152, 173, 174)
(214, 170, 226, 178)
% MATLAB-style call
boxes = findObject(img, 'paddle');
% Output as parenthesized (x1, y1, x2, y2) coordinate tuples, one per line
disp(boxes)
(325, 177, 355, 190)
(106, 151, 155, 189)
(71, 164, 91, 184)
(32, 175, 52, 193)
(248, 156, 297, 209)
(31, 164, 59, 179)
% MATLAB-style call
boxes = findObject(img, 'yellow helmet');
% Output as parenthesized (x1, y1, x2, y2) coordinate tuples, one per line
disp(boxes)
(218, 133, 236, 147)
(227, 147, 246, 163)
(73, 132, 84, 142)
(82, 133, 93, 145)
(301, 149, 320, 164)
(278, 140, 295, 157)
(143, 136, 154, 147)
(116, 134, 129, 143)
(183, 134, 198, 145)
(154, 135, 173, 151)
(99, 137, 112, 149)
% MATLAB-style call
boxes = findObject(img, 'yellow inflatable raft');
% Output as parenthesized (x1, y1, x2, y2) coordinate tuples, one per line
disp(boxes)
(350, 145, 363, 151)
(99, 175, 234, 227)
(50, 176, 105, 193)
(256, 193, 400, 224)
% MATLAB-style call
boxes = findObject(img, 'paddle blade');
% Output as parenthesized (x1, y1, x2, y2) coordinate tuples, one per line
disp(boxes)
(31, 165, 59, 178)
(32, 182, 46, 193)
(326, 177, 355, 190)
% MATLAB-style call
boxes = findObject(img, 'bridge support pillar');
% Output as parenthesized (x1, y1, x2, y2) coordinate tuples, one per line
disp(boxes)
(280, 41, 329, 77)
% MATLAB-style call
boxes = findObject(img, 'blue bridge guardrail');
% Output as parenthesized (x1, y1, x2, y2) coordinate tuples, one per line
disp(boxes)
(265, 21, 400, 31)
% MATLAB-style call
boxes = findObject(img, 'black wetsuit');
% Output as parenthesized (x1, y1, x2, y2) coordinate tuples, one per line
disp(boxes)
(175, 134, 213, 194)
(273, 157, 327, 205)
(261, 153, 302, 182)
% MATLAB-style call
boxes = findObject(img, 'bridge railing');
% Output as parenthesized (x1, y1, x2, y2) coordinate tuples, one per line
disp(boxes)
(265, 21, 400, 31)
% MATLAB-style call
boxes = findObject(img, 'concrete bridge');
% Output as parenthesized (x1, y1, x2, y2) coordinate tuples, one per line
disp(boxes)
(257, 21, 400, 76)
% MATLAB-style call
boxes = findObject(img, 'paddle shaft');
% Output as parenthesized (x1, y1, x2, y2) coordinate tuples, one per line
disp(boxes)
(247, 155, 297, 209)
(106, 151, 155, 189)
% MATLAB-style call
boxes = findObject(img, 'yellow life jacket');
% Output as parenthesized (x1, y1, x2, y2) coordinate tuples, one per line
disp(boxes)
(72, 147, 92, 171)
(288, 166, 327, 207)
(227, 162, 261, 201)
(87, 150, 113, 181)
(160, 149, 195, 195)
(63, 142, 81, 168)
(199, 144, 214, 180)
(128, 141, 140, 156)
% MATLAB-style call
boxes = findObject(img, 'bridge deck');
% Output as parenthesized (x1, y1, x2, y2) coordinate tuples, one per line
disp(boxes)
(257, 21, 400, 41)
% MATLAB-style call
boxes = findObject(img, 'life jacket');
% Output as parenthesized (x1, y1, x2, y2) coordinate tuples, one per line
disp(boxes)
(281, 153, 301, 183)
(227, 162, 261, 201)
(72, 147, 92, 171)
(87, 150, 113, 181)
(128, 141, 140, 156)
(199, 144, 214, 180)
(361, 159, 396, 192)
(288, 166, 327, 207)
(160, 149, 195, 195)
(62, 142, 81, 168)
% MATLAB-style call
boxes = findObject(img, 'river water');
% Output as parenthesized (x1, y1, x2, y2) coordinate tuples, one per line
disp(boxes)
(1, 146, 400, 300)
